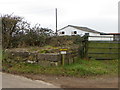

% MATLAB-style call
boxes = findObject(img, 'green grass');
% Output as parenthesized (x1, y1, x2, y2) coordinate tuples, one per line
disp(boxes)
(2, 58, 118, 77)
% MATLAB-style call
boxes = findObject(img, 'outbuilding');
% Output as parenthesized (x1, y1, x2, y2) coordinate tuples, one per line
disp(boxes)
(57, 25, 114, 41)
(100, 33, 120, 41)
(58, 25, 101, 36)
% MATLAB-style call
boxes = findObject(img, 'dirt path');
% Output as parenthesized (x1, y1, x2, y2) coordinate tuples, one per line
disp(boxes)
(21, 74, 118, 88)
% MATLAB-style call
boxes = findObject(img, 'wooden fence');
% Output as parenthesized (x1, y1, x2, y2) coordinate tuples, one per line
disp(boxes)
(86, 36, 120, 60)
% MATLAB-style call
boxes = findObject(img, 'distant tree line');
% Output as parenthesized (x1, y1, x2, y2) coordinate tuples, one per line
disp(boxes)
(1, 14, 54, 49)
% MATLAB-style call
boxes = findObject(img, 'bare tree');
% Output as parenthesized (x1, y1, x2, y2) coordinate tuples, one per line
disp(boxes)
(2, 14, 54, 48)
(1, 14, 31, 48)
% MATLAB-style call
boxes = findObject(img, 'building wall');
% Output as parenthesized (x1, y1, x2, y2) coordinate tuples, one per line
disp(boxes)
(58, 27, 99, 36)
(114, 35, 120, 41)
(58, 26, 114, 41)
(88, 35, 113, 41)
(58, 27, 78, 36)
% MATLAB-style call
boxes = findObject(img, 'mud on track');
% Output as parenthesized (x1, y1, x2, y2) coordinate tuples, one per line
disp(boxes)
(18, 74, 118, 88)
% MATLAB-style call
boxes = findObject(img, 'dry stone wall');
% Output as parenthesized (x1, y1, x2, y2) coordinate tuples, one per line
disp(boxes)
(4, 50, 77, 66)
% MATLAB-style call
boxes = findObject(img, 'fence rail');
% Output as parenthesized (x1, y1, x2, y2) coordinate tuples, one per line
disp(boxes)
(89, 41, 120, 43)
(81, 34, 120, 60)
(88, 52, 120, 54)
(88, 47, 120, 49)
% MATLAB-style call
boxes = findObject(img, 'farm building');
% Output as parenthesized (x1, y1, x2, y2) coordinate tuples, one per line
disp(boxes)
(57, 25, 113, 41)
(58, 25, 101, 36)
(100, 33, 120, 41)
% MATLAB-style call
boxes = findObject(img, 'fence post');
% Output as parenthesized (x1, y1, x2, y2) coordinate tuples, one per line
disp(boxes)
(60, 48, 67, 66)
(84, 33, 89, 58)
(61, 54, 65, 66)
(78, 33, 89, 59)
(79, 38, 84, 58)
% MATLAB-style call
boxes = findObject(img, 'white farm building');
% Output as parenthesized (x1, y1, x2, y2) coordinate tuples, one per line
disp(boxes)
(57, 25, 113, 41)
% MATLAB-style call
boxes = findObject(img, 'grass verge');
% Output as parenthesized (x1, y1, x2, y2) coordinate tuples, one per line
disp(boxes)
(2, 58, 118, 77)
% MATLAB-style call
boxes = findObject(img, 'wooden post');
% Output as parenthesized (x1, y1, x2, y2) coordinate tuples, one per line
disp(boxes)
(67, 54, 69, 64)
(79, 38, 84, 58)
(84, 33, 89, 58)
(60, 48, 67, 66)
(62, 54, 65, 66)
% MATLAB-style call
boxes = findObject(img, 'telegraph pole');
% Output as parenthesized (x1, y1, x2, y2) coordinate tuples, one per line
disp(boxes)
(55, 8, 57, 36)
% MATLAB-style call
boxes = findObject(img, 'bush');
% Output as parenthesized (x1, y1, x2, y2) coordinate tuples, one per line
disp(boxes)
(46, 35, 82, 47)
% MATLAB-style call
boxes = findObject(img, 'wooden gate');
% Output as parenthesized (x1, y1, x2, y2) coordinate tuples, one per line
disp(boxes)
(87, 36, 120, 60)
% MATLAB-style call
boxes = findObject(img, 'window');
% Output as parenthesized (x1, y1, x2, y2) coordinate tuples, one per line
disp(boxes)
(62, 31, 65, 34)
(74, 31, 77, 34)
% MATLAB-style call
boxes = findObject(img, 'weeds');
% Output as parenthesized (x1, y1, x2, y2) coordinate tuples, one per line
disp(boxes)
(2, 57, 118, 77)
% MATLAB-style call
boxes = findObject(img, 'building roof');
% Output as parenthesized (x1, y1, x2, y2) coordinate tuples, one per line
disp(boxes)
(100, 33, 120, 35)
(58, 25, 101, 34)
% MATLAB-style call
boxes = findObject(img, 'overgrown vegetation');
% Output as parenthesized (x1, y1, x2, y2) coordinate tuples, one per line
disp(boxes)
(1, 14, 85, 62)
(46, 35, 82, 47)
(2, 57, 118, 77)
(2, 14, 54, 49)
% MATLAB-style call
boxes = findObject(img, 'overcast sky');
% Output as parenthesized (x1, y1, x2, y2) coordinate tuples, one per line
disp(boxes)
(0, 0, 119, 33)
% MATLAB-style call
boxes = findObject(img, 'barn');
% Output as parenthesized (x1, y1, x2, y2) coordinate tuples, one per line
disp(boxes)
(57, 25, 113, 41)
(58, 25, 101, 36)
(100, 33, 120, 41)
